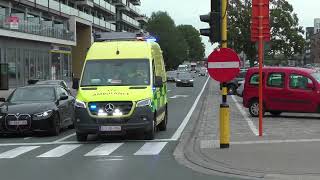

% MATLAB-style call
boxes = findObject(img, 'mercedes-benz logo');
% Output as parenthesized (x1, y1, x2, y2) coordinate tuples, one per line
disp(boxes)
(105, 103, 115, 113)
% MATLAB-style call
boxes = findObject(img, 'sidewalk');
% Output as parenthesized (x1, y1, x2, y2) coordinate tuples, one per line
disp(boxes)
(175, 79, 320, 180)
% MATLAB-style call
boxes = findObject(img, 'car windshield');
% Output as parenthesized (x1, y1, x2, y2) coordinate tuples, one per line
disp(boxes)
(81, 59, 150, 87)
(311, 72, 320, 83)
(9, 87, 56, 102)
(177, 73, 191, 79)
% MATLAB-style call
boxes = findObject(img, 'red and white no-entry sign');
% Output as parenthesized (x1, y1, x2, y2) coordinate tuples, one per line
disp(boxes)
(207, 48, 240, 82)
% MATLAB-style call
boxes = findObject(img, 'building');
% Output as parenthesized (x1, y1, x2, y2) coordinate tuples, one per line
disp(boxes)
(0, 0, 147, 89)
(304, 27, 314, 64)
(310, 31, 320, 65)
(314, 18, 320, 34)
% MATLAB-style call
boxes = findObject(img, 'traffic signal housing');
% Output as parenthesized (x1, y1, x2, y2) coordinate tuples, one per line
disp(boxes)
(199, 0, 221, 43)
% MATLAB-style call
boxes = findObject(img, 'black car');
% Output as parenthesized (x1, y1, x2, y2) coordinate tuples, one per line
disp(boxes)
(36, 80, 72, 95)
(0, 85, 75, 136)
(176, 72, 194, 87)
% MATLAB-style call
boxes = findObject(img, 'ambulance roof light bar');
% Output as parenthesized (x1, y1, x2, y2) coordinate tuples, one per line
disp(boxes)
(94, 32, 156, 42)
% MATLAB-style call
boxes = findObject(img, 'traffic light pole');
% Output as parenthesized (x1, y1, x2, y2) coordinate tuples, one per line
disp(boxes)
(219, 0, 230, 149)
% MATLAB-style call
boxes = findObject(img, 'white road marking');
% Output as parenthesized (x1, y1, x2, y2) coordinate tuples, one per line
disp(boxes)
(24, 137, 32, 140)
(171, 77, 210, 140)
(208, 62, 239, 69)
(231, 95, 259, 136)
(37, 144, 81, 158)
(0, 139, 176, 147)
(134, 142, 168, 155)
(0, 146, 40, 159)
(169, 95, 189, 99)
(167, 90, 172, 92)
(201, 138, 320, 148)
(53, 133, 76, 142)
(84, 143, 123, 156)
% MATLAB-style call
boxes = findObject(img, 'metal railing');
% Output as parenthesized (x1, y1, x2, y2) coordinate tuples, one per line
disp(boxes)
(0, 15, 74, 41)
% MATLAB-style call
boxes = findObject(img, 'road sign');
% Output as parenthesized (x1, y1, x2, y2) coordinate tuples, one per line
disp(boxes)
(207, 48, 240, 82)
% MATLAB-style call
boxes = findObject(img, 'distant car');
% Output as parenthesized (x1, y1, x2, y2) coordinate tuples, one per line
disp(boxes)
(236, 80, 245, 97)
(36, 80, 72, 95)
(198, 68, 207, 76)
(176, 72, 194, 87)
(166, 71, 177, 82)
(0, 85, 75, 135)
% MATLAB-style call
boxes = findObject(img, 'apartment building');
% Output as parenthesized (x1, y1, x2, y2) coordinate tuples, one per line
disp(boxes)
(0, 0, 147, 89)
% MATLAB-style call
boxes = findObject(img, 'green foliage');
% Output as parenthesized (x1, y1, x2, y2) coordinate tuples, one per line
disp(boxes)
(146, 11, 204, 70)
(228, 0, 306, 66)
(177, 25, 205, 61)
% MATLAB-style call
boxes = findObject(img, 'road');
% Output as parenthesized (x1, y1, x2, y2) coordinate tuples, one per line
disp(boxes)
(0, 76, 240, 180)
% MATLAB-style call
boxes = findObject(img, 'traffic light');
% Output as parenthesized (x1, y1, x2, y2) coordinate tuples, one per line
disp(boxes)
(199, 0, 221, 43)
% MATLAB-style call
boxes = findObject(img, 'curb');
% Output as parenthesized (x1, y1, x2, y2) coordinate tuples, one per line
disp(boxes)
(173, 80, 264, 179)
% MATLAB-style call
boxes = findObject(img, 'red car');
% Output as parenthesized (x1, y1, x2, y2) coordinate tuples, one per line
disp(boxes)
(243, 67, 320, 117)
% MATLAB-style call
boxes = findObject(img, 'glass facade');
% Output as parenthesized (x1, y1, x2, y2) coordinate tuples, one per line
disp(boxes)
(0, 45, 72, 88)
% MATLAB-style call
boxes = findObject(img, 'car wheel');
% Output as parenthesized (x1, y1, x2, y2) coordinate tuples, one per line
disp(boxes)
(76, 132, 88, 142)
(68, 124, 75, 129)
(145, 117, 156, 140)
(270, 111, 282, 116)
(176, 83, 179, 87)
(158, 108, 168, 131)
(249, 100, 265, 117)
(49, 113, 60, 136)
(227, 84, 237, 95)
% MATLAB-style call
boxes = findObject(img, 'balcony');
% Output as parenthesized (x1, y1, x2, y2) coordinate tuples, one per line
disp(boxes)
(129, 3, 140, 16)
(135, 15, 147, 23)
(113, 0, 126, 7)
(93, 0, 116, 15)
(129, 0, 140, 5)
(75, 0, 94, 7)
(121, 14, 139, 28)
(0, 14, 74, 41)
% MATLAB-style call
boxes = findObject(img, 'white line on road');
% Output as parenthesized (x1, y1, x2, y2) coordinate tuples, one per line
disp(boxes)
(53, 133, 76, 142)
(200, 138, 320, 148)
(37, 144, 81, 158)
(231, 95, 259, 136)
(0, 139, 176, 147)
(84, 143, 123, 156)
(24, 137, 32, 140)
(171, 77, 210, 140)
(134, 142, 168, 155)
(169, 95, 189, 99)
(0, 146, 40, 159)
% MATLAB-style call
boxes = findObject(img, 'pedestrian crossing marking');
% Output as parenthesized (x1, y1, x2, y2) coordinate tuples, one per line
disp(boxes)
(0, 141, 170, 159)
(37, 144, 82, 158)
(0, 146, 40, 159)
(84, 143, 123, 156)
(134, 142, 167, 155)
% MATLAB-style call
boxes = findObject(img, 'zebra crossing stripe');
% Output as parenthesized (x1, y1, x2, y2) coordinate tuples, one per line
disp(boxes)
(84, 143, 123, 156)
(134, 142, 167, 155)
(37, 145, 81, 158)
(0, 146, 40, 159)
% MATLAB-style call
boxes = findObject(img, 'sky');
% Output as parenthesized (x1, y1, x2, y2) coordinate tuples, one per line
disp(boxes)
(140, 0, 320, 57)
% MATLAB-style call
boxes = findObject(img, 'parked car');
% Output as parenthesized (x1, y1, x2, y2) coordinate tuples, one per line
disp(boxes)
(223, 69, 247, 95)
(36, 80, 72, 95)
(176, 72, 194, 87)
(0, 85, 75, 135)
(167, 71, 177, 82)
(236, 80, 245, 97)
(243, 67, 320, 117)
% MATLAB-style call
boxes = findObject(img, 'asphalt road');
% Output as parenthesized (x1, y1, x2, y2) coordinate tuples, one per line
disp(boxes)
(0, 75, 239, 180)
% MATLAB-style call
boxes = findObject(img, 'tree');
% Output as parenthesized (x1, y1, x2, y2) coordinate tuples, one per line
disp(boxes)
(228, 0, 306, 66)
(146, 11, 189, 70)
(177, 25, 205, 61)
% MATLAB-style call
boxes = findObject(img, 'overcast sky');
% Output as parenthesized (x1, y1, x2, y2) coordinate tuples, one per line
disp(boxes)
(140, 0, 320, 57)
